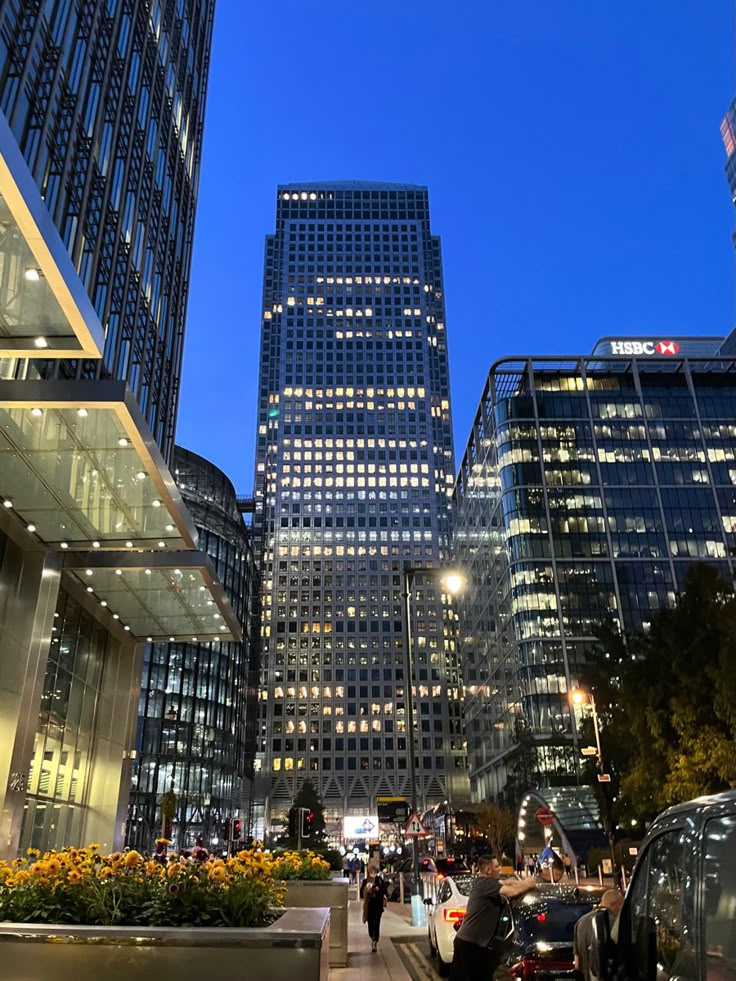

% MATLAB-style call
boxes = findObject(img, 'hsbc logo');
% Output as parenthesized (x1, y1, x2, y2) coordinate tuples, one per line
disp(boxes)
(610, 340, 681, 357)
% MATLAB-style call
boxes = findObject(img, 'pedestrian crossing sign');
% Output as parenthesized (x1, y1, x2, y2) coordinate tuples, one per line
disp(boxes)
(404, 812, 428, 837)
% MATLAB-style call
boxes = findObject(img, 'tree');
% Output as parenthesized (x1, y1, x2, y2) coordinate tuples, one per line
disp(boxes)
(471, 803, 516, 859)
(583, 563, 736, 825)
(285, 779, 327, 846)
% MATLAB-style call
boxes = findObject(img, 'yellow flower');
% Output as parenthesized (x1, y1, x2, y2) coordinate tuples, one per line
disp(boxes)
(99, 867, 113, 879)
(167, 862, 181, 878)
(209, 865, 227, 883)
(67, 870, 81, 884)
(123, 850, 142, 868)
(87, 843, 100, 851)
(26, 847, 40, 857)
(46, 858, 61, 874)
(30, 861, 48, 877)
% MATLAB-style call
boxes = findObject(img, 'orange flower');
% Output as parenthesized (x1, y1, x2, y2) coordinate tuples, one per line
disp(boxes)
(123, 850, 142, 868)
(209, 865, 227, 883)
(67, 870, 81, 885)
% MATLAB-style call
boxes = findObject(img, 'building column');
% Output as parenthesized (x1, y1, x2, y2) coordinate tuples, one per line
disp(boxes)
(0, 537, 62, 861)
(82, 637, 146, 851)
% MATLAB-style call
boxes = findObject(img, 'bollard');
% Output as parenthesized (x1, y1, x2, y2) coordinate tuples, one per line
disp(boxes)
(598, 866, 604, 887)
(574, 866, 579, 887)
(399, 872, 405, 906)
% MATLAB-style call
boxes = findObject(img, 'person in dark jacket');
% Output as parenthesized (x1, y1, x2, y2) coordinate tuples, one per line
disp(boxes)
(361, 864, 388, 952)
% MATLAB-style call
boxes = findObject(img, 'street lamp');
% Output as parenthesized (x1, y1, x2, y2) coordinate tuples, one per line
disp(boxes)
(569, 688, 616, 877)
(401, 563, 467, 927)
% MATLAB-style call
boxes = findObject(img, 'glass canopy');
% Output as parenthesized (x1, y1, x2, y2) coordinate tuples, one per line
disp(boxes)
(0, 379, 198, 550)
(0, 110, 104, 358)
(64, 555, 241, 642)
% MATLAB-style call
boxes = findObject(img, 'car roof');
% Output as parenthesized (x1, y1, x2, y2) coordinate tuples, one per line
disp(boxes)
(516, 886, 604, 906)
(654, 789, 736, 821)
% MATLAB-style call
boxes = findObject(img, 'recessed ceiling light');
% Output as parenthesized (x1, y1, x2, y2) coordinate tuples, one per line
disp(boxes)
(24, 267, 41, 281)
(165, 524, 175, 532)
(118, 437, 128, 447)
(174, 570, 181, 576)
(219, 625, 226, 631)
(77, 408, 88, 418)
(145, 569, 152, 576)
(213, 613, 221, 619)
(135, 471, 146, 480)
(86, 586, 93, 593)
(115, 569, 122, 576)
(112, 613, 119, 620)
(100, 600, 107, 607)
(34, 336, 48, 349)
(124, 625, 130, 631)
(152, 499, 162, 508)
(3, 499, 12, 508)
(192, 637, 198, 642)
(60, 542, 68, 549)
(27, 524, 36, 533)
(31, 408, 42, 417)
(125, 540, 133, 547)
(85, 569, 93, 576)
(207, 600, 214, 606)
(146, 636, 152, 642)
(199, 586, 206, 591)
(92, 541, 100, 548)
(158, 541, 166, 548)
(169, 636, 175, 642)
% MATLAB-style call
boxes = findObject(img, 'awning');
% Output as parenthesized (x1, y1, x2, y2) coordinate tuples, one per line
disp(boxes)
(0, 109, 105, 359)
(63, 551, 242, 642)
(0, 379, 198, 550)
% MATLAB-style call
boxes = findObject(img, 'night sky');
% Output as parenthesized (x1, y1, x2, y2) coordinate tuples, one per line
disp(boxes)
(177, 0, 735, 493)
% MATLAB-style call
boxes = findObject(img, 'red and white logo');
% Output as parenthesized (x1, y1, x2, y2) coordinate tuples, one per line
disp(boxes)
(655, 341, 680, 356)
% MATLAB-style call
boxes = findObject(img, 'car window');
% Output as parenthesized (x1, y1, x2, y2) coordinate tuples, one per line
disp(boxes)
(628, 827, 697, 981)
(516, 900, 598, 944)
(453, 875, 475, 897)
(703, 813, 736, 981)
(437, 880, 452, 904)
(436, 858, 469, 875)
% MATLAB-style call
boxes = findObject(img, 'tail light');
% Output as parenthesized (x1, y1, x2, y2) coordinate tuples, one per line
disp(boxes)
(443, 909, 465, 923)
(436, 873, 445, 881)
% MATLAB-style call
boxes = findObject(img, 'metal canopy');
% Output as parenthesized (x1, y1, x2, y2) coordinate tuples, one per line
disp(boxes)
(64, 552, 242, 643)
(0, 109, 105, 358)
(0, 378, 198, 550)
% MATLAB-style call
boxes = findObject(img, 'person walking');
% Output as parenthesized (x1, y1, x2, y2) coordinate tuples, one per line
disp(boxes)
(573, 888, 624, 981)
(451, 855, 537, 980)
(361, 864, 387, 953)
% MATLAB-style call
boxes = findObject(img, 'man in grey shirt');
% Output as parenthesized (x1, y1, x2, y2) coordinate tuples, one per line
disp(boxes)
(452, 855, 537, 980)
(573, 889, 624, 981)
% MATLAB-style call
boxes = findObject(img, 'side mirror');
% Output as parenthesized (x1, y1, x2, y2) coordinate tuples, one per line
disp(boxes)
(590, 909, 614, 981)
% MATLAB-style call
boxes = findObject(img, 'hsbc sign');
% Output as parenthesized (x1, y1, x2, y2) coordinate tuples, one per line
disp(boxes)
(610, 340, 681, 357)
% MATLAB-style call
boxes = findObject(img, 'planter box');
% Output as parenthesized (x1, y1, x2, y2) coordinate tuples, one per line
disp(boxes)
(282, 878, 348, 967)
(0, 907, 330, 981)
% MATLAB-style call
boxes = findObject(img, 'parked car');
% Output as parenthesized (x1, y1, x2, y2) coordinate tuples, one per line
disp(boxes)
(385, 855, 470, 901)
(586, 789, 736, 981)
(505, 886, 604, 980)
(427, 873, 477, 975)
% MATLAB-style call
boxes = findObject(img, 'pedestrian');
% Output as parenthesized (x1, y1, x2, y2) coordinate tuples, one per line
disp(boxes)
(573, 888, 624, 981)
(451, 855, 537, 980)
(563, 852, 573, 879)
(527, 853, 535, 877)
(361, 864, 387, 953)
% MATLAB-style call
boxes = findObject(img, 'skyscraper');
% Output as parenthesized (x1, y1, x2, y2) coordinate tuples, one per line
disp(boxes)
(0, 0, 227, 858)
(453, 336, 736, 849)
(254, 182, 465, 840)
(0, 0, 214, 459)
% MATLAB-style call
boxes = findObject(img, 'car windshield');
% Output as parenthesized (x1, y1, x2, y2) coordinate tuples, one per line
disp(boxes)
(435, 858, 469, 875)
(517, 899, 599, 944)
(452, 875, 475, 897)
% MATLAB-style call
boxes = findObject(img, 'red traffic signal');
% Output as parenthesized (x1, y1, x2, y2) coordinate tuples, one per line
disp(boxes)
(233, 819, 242, 840)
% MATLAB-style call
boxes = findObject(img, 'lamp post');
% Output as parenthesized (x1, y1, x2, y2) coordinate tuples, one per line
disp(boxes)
(401, 564, 467, 927)
(570, 688, 616, 878)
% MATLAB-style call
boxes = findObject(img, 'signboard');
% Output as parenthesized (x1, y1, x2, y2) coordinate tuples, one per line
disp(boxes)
(405, 812, 428, 837)
(609, 340, 680, 356)
(628, 847, 639, 857)
(592, 337, 723, 359)
(535, 807, 554, 826)
(343, 815, 378, 839)
(377, 797, 410, 824)
(601, 858, 613, 875)
(597, 773, 612, 783)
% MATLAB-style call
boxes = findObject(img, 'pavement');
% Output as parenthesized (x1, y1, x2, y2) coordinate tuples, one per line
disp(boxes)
(329, 896, 427, 981)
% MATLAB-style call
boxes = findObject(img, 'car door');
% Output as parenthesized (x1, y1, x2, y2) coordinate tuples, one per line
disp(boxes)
(701, 805, 736, 981)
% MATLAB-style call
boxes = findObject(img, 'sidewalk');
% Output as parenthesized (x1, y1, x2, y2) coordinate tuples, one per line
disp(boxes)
(329, 898, 425, 981)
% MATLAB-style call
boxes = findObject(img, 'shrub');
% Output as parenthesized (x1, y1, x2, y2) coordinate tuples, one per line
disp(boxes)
(0, 845, 284, 928)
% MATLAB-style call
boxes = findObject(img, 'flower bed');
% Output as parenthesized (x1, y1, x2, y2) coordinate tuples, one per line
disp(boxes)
(0, 844, 283, 927)
(271, 850, 332, 882)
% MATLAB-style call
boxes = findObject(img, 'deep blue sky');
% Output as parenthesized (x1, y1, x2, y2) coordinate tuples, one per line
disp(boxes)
(178, 0, 735, 491)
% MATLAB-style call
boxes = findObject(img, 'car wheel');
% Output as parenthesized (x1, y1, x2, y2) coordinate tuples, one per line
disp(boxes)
(437, 951, 451, 977)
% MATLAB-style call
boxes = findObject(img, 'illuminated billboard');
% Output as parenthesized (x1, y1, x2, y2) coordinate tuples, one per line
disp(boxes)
(343, 815, 379, 839)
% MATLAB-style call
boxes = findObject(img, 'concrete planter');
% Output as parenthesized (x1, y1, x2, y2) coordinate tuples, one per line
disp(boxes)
(0, 907, 330, 981)
(282, 877, 348, 967)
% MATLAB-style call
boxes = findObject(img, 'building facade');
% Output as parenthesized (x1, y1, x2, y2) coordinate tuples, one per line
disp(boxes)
(254, 182, 465, 839)
(0, 0, 214, 459)
(127, 447, 260, 853)
(454, 339, 736, 807)
(0, 0, 226, 859)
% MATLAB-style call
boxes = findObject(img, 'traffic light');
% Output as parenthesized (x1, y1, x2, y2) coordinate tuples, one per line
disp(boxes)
(301, 809, 314, 838)
(233, 819, 242, 841)
(224, 818, 231, 841)
(288, 806, 298, 837)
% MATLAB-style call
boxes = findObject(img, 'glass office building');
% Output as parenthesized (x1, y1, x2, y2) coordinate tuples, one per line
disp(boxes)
(0, 1, 229, 859)
(0, 0, 215, 459)
(254, 182, 465, 839)
(127, 448, 260, 852)
(454, 338, 736, 805)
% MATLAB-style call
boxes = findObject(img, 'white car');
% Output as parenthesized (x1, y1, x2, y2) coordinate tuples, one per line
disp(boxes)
(427, 873, 476, 976)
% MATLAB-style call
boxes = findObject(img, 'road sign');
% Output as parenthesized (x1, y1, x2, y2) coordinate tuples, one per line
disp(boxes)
(580, 747, 598, 757)
(597, 774, 612, 783)
(405, 812, 428, 837)
(535, 807, 554, 826)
